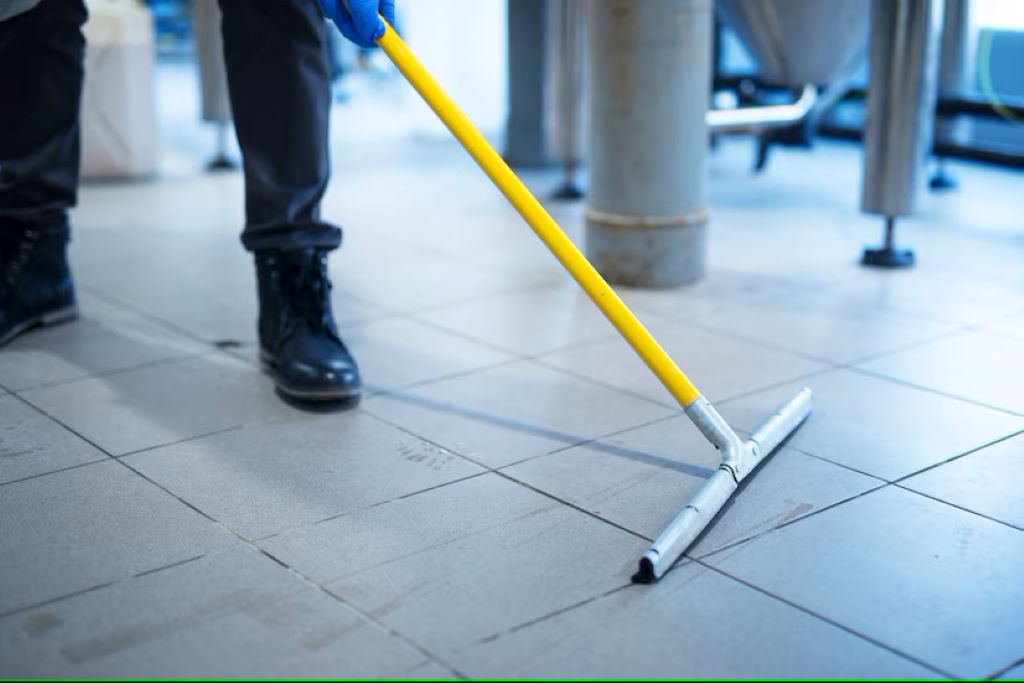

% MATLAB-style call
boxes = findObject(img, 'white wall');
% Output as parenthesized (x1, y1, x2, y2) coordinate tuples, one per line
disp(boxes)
(397, 0, 508, 140)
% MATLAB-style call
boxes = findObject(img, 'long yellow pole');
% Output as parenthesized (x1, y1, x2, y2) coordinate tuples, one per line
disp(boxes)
(375, 21, 702, 409)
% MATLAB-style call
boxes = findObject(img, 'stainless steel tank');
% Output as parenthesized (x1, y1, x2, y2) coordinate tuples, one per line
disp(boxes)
(716, 0, 869, 87)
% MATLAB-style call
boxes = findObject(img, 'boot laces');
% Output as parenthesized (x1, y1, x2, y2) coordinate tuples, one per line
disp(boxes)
(1, 228, 39, 292)
(286, 251, 338, 337)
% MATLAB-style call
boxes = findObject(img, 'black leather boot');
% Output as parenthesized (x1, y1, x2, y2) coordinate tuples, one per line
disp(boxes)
(0, 221, 78, 347)
(254, 248, 361, 402)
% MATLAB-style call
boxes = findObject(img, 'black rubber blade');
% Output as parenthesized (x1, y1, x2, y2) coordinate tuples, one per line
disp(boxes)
(632, 557, 658, 585)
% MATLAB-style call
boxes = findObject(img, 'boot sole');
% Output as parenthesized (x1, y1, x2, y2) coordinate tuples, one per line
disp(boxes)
(0, 305, 79, 348)
(259, 347, 363, 402)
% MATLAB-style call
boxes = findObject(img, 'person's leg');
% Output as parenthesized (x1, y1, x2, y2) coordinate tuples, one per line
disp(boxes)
(218, 0, 340, 252)
(218, 0, 359, 402)
(0, 0, 86, 346)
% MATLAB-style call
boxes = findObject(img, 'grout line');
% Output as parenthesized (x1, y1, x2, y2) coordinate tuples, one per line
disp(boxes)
(828, 325, 971, 367)
(530, 341, 836, 414)
(689, 481, 893, 563)
(709, 366, 837, 406)
(10, 351, 213, 395)
(693, 560, 956, 678)
(0, 582, 114, 620)
(889, 428, 1024, 485)
(848, 365, 1024, 418)
(362, 355, 525, 400)
(492, 468, 652, 543)
(362, 386, 614, 465)
(509, 411, 696, 471)
(361, 384, 694, 478)
(986, 656, 1024, 680)
(277, 501, 571, 590)
(0, 457, 109, 489)
(114, 424, 249, 460)
(256, 550, 472, 679)
(474, 582, 634, 646)
(79, 285, 229, 347)
(132, 554, 206, 579)
(792, 449, 897, 483)
(892, 484, 1024, 533)
(351, 276, 558, 322)
(7, 393, 122, 463)
(299, 470, 492, 531)
(685, 311, 972, 370)
(408, 309, 627, 364)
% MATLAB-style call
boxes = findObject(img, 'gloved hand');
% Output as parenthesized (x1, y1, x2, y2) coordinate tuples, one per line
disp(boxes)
(318, 0, 395, 49)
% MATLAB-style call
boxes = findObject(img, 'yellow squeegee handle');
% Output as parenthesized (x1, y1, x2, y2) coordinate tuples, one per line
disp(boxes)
(375, 21, 701, 409)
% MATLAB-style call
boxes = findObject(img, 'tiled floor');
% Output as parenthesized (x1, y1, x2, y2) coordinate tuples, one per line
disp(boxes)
(2, 63, 1024, 678)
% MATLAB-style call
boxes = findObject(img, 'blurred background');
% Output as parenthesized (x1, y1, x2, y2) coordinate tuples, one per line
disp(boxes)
(90, 0, 1024, 183)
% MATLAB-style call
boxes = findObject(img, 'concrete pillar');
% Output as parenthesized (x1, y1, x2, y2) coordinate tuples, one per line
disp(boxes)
(586, 0, 713, 287)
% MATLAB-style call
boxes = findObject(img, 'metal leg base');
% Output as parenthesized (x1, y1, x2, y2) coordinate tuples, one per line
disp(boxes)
(861, 246, 915, 268)
(551, 182, 585, 201)
(206, 154, 238, 171)
(862, 215, 915, 269)
(928, 168, 957, 191)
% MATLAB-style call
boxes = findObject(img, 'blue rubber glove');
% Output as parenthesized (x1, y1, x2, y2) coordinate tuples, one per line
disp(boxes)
(318, 0, 395, 48)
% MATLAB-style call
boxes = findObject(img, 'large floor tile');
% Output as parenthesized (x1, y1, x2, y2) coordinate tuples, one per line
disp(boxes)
(807, 266, 1022, 326)
(462, 236, 568, 290)
(696, 292, 956, 364)
(539, 322, 826, 406)
(401, 661, 460, 679)
(361, 359, 676, 468)
(705, 486, 1024, 678)
(615, 267, 821, 323)
(90, 276, 389, 347)
(0, 294, 206, 391)
(503, 413, 881, 555)
(0, 395, 107, 485)
(72, 226, 257, 344)
(19, 353, 301, 456)
(90, 280, 260, 347)
(345, 316, 514, 393)
(74, 215, 394, 344)
(331, 249, 527, 314)
(361, 391, 571, 469)
(0, 546, 433, 678)
(263, 474, 647, 657)
(451, 562, 937, 679)
(902, 432, 1024, 528)
(413, 285, 624, 356)
(124, 411, 483, 539)
(260, 472, 546, 584)
(0, 460, 238, 615)
(719, 368, 1024, 481)
(979, 310, 1024, 343)
(857, 330, 1024, 415)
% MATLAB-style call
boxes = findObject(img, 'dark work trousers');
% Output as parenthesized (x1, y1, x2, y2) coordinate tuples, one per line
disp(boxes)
(0, 0, 341, 251)
(0, 0, 85, 239)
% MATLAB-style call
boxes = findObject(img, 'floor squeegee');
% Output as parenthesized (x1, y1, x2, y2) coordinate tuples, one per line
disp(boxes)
(375, 21, 813, 583)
